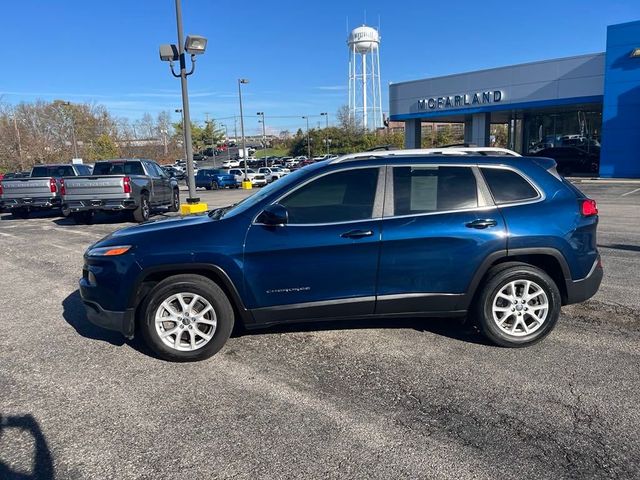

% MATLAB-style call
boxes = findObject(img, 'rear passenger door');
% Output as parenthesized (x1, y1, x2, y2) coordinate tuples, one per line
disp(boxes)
(376, 164, 507, 314)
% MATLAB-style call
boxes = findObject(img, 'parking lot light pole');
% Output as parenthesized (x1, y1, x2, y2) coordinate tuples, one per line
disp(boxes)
(238, 79, 251, 189)
(257, 112, 266, 167)
(320, 112, 329, 155)
(159, 0, 208, 214)
(302, 116, 311, 159)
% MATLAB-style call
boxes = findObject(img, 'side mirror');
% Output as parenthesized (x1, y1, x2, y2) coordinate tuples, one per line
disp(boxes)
(257, 203, 288, 226)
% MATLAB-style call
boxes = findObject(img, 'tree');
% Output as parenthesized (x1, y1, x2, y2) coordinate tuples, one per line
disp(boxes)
(89, 134, 119, 160)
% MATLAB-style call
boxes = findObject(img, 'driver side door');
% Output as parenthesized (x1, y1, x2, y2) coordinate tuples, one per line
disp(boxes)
(243, 167, 384, 324)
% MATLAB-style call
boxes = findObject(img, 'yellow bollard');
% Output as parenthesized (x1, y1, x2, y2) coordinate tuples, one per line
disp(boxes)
(242, 180, 253, 190)
(180, 202, 208, 215)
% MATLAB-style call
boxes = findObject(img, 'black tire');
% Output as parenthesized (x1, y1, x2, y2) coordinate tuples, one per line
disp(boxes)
(169, 188, 180, 212)
(474, 263, 561, 347)
(211, 181, 219, 190)
(139, 274, 234, 362)
(133, 194, 150, 223)
(11, 208, 29, 219)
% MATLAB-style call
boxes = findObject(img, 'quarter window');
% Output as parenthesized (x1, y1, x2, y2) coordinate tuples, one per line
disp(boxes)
(279, 168, 379, 224)
(392, 166, 478, 216)
(481, 168, 539, 204)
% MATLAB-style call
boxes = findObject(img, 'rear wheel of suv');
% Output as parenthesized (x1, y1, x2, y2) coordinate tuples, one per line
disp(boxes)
(211, 181, 219, 190)
(475, 264, 561, 347)
(139, 274, 234, 361)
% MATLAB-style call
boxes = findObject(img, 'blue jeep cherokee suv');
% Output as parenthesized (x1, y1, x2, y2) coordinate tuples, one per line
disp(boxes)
(79, 152, 602, 361)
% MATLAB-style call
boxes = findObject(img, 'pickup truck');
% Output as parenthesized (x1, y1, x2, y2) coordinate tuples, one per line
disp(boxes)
(0, 163, 92, 218)
(228, 168, 268, 187)
(61, 159, 179, 223)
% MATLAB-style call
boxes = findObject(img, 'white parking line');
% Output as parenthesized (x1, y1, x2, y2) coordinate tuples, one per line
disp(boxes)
(50, 243, 79, 252)
(0, 231, 18, 238)
(621, 188, 640, 197)
(40, 225, 102, 237)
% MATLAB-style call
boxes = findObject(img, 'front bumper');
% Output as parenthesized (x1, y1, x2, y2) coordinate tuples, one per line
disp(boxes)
(80, 278, 135, 338)
(2, 197, 61, 209)
(65, 198, 138, 212)
(565, 258, 603, 305)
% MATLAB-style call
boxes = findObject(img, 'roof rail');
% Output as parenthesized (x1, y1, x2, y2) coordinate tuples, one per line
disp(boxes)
(330, 147, 521, 163)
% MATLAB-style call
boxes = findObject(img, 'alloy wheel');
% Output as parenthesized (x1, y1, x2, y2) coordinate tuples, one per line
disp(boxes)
(154, 292, 217, 351)
(491, 280, 549, 337)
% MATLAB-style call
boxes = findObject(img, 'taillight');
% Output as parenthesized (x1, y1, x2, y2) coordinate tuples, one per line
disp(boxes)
(49, 178, 57, 193)
(123, 176, 131, 194)
(581, 199, 598, 216)
(60, 178, 66, 196)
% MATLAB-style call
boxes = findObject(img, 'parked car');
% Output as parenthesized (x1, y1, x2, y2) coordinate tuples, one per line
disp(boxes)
(162, 166, 185, 180)
(61, 159, 179, 223)
(193, 169, 239, 190)
(79, 150, 602, 361)
(227, 168, 268, 187)
(530, 147, 599, 176)
(0, 163, 92, 218)
(221, 159, 240, 168)
(257, 167, 288, 182)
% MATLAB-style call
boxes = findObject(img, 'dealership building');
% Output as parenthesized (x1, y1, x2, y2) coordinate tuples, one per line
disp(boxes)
(389, 20, 640, 178)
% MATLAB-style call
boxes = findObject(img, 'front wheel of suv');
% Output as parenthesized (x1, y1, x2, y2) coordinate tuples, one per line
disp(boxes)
(139, 274, 234, 362)
(475, 264, 561, 347)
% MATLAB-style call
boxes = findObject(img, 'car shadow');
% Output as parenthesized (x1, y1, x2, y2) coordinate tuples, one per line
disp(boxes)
(61, 290, 126, 347)
(598, 243, 640, 253)
(0, 414, 54, 480)
(234, 315, 491, 346)
(0, 210, 62, 222)
(52, 210, 175, 226)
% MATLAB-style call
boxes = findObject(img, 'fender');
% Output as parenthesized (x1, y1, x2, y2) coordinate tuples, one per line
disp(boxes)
(129, 263, 254, 324)
(461, 247, 572, 309)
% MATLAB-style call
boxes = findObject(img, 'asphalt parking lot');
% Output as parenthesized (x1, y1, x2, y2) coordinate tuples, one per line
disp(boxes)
(0, 181, 638, 479)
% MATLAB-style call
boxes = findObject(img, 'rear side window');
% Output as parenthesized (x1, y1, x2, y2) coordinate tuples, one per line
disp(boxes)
(481, 168, 539, 204)
(392, 166, 478, 216)
(93, 162, 144, 176)
(280, 168, 379, 224)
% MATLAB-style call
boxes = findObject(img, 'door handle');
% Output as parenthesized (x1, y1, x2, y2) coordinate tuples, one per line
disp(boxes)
(341, 229, 373, 239)
(465, 219, 498, 229)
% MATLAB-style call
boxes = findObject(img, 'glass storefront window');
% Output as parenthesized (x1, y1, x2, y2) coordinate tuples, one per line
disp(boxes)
(523, 106, 602, 175)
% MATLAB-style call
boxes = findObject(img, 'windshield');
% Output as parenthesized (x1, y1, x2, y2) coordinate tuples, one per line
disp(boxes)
(31, 165, 75, 177)
(93, 161, 144, 175)
(211, 167, 309, 219)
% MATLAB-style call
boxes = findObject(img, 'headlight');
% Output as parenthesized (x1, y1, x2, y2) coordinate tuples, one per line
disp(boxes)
(87, 245, 132, 257)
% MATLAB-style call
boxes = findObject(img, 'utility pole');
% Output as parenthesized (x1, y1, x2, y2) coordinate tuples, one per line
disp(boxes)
(257, 112, 266, 167)
(13, 116, 23, 168)
(321, 112, 329, 155)
(302, 116, 311, 159)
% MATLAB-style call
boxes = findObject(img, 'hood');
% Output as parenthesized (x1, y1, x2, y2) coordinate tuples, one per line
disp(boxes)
(111, 213, 211, 238)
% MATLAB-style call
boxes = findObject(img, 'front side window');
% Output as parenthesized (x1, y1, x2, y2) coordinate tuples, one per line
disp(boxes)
(392, 166, 478, 216)
(481, 168, 539, 204)
(279, 168, 379, 224)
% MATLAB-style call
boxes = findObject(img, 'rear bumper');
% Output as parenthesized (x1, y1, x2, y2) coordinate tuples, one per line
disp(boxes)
(565, 258, 603, 305)
(2, 197, 61, 209)
(80, 278, 135, 338)
(64, 198, 138, 212)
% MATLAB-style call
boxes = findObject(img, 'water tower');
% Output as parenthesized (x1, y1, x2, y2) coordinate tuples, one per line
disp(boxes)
(348, 25, 383, 130)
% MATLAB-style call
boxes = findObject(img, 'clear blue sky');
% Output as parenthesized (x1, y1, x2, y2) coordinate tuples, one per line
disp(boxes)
(0, 0, 637, 135)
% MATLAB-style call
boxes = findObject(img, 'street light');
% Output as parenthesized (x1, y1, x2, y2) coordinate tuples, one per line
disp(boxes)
(257, 111, 266, 167)
(238, 78, 250, 189)
(301, 116, 311, 159)
(159, 0, 208, 213)
(320, 112, 329, 155)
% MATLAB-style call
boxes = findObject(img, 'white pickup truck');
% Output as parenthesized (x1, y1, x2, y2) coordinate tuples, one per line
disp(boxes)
(228, 168, 268, 187)
(0, 163, 92, 218)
